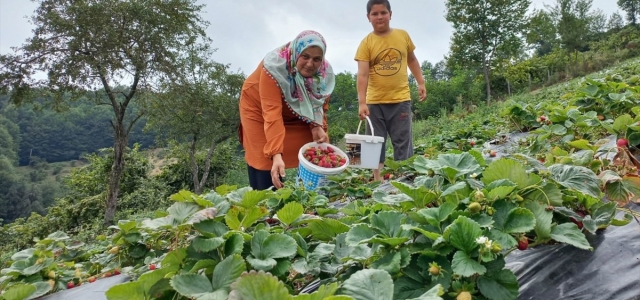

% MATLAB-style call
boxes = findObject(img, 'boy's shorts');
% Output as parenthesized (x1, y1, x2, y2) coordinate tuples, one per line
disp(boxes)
(365, 100, 414, 164)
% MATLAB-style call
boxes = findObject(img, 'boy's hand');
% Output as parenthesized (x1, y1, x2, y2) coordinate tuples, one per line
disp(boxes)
(418, 85, 427, 101)
(358, 104, 370, 120)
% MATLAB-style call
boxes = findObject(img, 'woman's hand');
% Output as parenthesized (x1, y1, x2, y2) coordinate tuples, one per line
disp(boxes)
(311, 126, 328, 143)
(271, 154, 286, 189)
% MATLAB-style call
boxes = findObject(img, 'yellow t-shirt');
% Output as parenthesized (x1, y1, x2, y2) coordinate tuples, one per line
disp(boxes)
(354, 28, 416, 104)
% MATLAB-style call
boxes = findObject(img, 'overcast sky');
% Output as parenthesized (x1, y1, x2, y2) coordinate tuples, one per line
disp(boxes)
(0, 0, 621, 76)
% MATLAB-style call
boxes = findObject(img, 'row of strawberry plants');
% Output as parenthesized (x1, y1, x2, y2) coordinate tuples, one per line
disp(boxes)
(3, 145, 637, 300)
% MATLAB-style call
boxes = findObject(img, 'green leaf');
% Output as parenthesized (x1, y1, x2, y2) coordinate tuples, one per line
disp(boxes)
(502, 208, 536, 234)
(340, 269, 394, 300)
(549, 124, 567, 135)
(477, 269, 519, 300)
(451, 251, 486, 277)
(581, 202, 617, 234)
(194, 220, 229, 238)
(251, 231, 298, 259)
(391, 181, 439, 207)
(401, 225, 442, 241)
(371, 251, 402, 274)
(228, 270, 292, 300)
(171, 274, 218, 299)
(487, 229, 517, 249)
(1, 283, 37, 300)
(613, 114, 634, 134)
(368, 237, 410, 247)
(192, 237, 225, 252)
(406, 284, 445, 300)
(548, 164, 601, 198)
(236, 189, 270, 209)
(550, 223, 593, 250)
(224, 233, 244, 256)
(276, 202, 304, 226)
(167, 202, 201, 224)
(487, 186, 516, 201)
(370, 211, 411, 238)
(445, 216, 483, 254)
(308, 218, 350, 241)
(190, 259, 218, 273)
(524, 202, 552, 240)
(568, 139, 596, 151)
(107, 269, 172, 300)
(242, 206, 269, 229)
(521, 181, 563, 206)
(346, 224, 378, 245)
(212, 254, 247, 291)
(482, 158, 529, 188)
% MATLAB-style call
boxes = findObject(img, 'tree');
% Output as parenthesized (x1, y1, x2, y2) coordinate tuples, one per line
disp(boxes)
(608, 11, 626, 30)
(145, 44, 244, 195)
(0, 0, 210, 225)
(618, 0, 640, 25)
(526, 9, 558, 56)
(445, 0, 531, 102)
(547, 0, 594, 58)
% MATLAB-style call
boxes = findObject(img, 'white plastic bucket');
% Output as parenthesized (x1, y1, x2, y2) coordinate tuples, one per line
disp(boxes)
(297, 142, 349, 190)
(343, 116, 385, 169)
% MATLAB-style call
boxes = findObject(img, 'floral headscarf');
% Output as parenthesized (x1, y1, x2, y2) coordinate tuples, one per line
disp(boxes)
(263, 30, 335, 126)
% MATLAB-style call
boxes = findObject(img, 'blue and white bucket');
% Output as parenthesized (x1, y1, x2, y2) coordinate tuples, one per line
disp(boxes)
(297, 142, 349, 190)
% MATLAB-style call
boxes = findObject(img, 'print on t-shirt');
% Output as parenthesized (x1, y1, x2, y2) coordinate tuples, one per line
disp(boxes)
(373, 48, 402, 76)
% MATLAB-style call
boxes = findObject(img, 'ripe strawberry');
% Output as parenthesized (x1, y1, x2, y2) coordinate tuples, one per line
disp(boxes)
(489, 150, 497, 157)
(67, 281, 75, 289)
(617, 138, 628, 148)
(105, 271, 112, 277)
(517, 238, 528, 250)
(469, 140, 476, 146)
(88, 276, 96, 283)
(149, 264, 156, 270)
(457, 291, 472, 300)
(570, 211, 585, 230)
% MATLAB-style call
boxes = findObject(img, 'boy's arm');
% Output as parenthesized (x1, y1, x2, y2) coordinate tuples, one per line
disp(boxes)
(407, 51, 426, 101)
(356, 60, 369, 106)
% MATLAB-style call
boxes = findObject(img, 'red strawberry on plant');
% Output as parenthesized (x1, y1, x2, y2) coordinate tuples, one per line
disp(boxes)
(570, 211, 585, 230)
(149, 264, 156, 270)
(617, 138, 628, 148)
(517, 237, 529, 250)
(469, 140, 476, 146)
(67, 281, 75, 289)
(114, 269, 121, 275)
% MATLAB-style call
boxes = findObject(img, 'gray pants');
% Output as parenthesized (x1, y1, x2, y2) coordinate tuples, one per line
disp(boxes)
(365, 100, 414, 164)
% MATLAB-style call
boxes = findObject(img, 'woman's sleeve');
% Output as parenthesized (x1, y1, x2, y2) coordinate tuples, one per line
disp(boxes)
(259, 68, 285, 159)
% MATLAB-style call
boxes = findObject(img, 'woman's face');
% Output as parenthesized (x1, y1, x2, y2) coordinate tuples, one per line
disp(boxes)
(296, 46, 323, 78)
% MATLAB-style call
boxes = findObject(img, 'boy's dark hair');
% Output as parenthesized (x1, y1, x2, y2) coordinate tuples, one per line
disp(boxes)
(366, 0, 391, 14)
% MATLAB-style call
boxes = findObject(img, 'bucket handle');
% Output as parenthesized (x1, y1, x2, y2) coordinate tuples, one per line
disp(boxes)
(356, 116, 375, 136)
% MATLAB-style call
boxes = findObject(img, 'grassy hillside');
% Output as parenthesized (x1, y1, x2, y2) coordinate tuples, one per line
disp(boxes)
(2, 57, 639, 300)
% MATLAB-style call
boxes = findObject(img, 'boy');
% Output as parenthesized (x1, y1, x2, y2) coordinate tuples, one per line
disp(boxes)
(354, 0, 427, 182)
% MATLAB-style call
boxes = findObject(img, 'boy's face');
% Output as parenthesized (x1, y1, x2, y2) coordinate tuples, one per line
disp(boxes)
(367, 4, 391, 32)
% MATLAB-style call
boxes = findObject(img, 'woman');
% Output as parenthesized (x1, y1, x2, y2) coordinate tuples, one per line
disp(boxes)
(239, 30, 335, 190)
